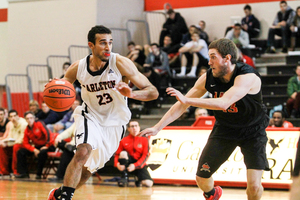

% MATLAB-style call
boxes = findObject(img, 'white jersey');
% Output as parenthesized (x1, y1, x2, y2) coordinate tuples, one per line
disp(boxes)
(76, 53, 131, 126)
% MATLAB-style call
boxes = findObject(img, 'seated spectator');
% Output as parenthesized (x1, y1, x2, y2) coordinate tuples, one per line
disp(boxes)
(144, 43, 171, 87)
(16, 111, 57, 179)
(114, 120, 153, 187)
(0, 110, 27, 176)
(269, 111, 293, 128)
(48, 124, 75, 182)
(177, 30, 209, 77)
(241, 4, 261, 40)
(265, 1, 295, 53)
(198, 66, 208, 77)
(195, 107, 209, 120)
(36, 102, 61, 125)
(287, 65, 300, 118)
(126, 41, 146, 72)
(197, 20, 209, 45)
(61, 62, 81, 101)
(159, 9, 188, 47)
(0, 107, 9, 137)
(161, 35, 180, 70)
(290, 6, 300, 51)
(237, 48, 256, 69)
(225, 23, 250, 48)
(181, 25, 197, 46)
(29, 100, 42, 117)
(51, 100, 80, 134)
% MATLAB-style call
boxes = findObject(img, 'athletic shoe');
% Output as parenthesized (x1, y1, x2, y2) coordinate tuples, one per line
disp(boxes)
(203, 186, 222, 200)
(48, 188, 58, 200)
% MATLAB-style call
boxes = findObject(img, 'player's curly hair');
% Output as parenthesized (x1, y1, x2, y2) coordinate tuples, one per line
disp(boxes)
(208, 38, 238, 64)
(88, 25, 112, 44)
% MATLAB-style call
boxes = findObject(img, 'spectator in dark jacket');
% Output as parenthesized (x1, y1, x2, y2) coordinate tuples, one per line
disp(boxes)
(290, 6, 300, 51)
(241, 4, 261, 39)
(159, 9, 188, 47)
(265, 0, 295, 53)
(36, 102, 61, 125)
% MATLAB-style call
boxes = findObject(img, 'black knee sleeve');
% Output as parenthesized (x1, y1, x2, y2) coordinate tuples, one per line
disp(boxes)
(118, 158, 128, 166)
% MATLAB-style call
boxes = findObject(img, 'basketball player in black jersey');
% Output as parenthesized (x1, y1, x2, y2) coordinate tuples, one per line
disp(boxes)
(290, 137, 300, 200)
(139, 38, 269, 200)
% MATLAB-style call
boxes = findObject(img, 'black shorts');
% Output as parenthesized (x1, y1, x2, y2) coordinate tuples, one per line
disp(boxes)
(127, 154, 153, 182)
(196, 123, 269, 178)
(293, 137, 300, 177)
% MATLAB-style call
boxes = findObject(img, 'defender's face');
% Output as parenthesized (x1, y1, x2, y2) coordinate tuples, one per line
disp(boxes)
(208, 49, 229, 78)
(90, 34, 113, 62)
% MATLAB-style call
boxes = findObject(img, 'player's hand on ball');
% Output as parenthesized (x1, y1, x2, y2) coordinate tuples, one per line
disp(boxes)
(44, 77, 59, 87)
(115, 82, 133, 98)
(138, 127, 159, 137)
(166, 87, 187, 104)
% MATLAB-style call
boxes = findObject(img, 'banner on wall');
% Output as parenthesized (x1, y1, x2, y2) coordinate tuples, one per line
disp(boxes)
(145, 0, 281, 11)
(0, 0, 8, 22)
(147, 127, 299, 189)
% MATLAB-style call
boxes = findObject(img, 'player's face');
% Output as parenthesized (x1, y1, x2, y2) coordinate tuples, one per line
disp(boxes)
(208, 49, 229, 78)
(273, 112, 284, 127)
(128, 121, 141, 136)
(25, 113, 35, 127)
(91, 34, 113, 62)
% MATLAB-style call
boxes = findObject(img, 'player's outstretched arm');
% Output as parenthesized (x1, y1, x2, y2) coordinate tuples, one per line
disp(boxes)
(138, 75, 208, 137)
(116, 55, 158, 101)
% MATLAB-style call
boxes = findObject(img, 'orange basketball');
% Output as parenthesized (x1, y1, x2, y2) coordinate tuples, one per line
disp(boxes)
(43, 79, 76, 112)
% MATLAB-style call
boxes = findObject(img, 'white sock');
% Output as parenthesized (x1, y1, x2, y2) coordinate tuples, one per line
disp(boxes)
(187, 66, 197, 77)
(177, 66, 186, 76)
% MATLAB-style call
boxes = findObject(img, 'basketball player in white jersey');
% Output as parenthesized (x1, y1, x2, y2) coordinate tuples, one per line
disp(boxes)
(48, 25, 159, 200)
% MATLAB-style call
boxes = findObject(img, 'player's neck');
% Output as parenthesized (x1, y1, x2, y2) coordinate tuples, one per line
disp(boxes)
(220, 64, 235, 83)
(90, 56, 107, 71)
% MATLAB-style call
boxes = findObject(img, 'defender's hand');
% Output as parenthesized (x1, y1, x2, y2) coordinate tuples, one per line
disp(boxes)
(166, 87, 188, 104)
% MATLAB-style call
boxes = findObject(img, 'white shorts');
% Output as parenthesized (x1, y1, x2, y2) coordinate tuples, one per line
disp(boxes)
(73, 105, 126, 173)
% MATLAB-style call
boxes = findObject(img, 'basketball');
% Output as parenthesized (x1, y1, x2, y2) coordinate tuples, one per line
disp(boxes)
(43, 79, 76, 112)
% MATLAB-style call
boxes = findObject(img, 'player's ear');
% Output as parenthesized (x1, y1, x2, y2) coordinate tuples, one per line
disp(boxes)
(88, 42, 94, 49)
(225, 54, 232, 62)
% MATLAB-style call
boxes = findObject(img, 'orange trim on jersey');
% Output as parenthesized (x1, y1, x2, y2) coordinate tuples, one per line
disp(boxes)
(0, 8, 7, 22)
(144, 0, 280, 11)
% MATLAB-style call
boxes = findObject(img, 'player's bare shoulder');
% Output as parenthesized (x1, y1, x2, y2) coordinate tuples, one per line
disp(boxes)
(115, 54, 137, 77)
(64, 60, 80, 84)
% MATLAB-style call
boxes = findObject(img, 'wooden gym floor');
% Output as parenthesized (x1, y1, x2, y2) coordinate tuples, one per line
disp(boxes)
(0, 175, 290, 200)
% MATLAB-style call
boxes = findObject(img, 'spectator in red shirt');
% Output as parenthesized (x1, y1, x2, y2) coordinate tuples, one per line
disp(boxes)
(269, 110, 294, 128)
(15, 111, 57, 179)
(114, 120, 153, 187)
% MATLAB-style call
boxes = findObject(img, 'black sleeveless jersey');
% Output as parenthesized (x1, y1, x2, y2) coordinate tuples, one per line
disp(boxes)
(205, 62, 268, 128)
